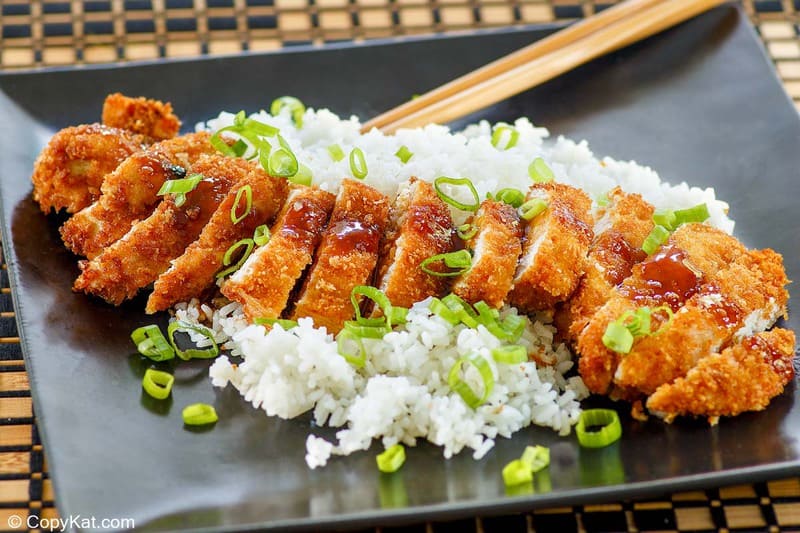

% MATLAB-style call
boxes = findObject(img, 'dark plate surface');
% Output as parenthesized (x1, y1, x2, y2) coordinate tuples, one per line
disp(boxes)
(1, 4, 799, 531)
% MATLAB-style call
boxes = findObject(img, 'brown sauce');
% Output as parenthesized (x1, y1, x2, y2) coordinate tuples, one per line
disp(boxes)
(408, 204, 452, 241)
(595, 231, 648, 286)
(620, 244, 702, 309)
(745, 336, 794, 381)
(699, 284, 743, 328)
(279, 198, 331, 247)
(327, 219, 380, 255)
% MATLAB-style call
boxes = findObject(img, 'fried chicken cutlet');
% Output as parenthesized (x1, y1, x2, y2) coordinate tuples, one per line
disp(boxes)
(60, 132, 215, 259)
(290, 179, 390, 333)
(101, 93, 181, 141)
(146, 158, 289, 313)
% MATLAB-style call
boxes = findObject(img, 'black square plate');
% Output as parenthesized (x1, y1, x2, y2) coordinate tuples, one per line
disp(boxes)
(1, 4, 799, 531)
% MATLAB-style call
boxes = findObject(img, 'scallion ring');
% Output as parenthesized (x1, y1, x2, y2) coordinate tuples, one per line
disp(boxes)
(500, 314, 526, 343)
(447, 352, 494, 409)
(520, 445, 550, 473)
(216, 238, 255, 279)
(167, 320, 219, 360)
(673, 203, 709, 225)
(519, 198, 548, 221)
(291, 163, 313, 186)
(576, 409, 622, 448)
(429, 297, 460, 325)
(642, 225, 670, 255)
(336, 329, 366, 368)
(652, 209, 677, 231)
(253, 224, 271, 246)
(131, 324, 175, 361)
(328, 144, 345, 162)
(142, 368, 174, 400)
(343, 321, 391, 339)
(601, 321, 635, 354)
(254, 317, 299, 330)
(491, 125, 519, 151)
(350, 286, 394, 327)
(502, 459, 533, 486)
(395, 145, 413, 164)
(441, 293, 479, 328)
(349, 147, 368, 179)
(270, 96, 306, 127)
(528, 157, 555, 183)
(494, 188, 525, 208)
(157, 174, 203, 208)
(230, 185, 253, 225)
(420, 249, 472, 277)
(267, 147, 299, 178)
(182, 403, 219, 426)
(491, 345, 528, 364)
(434, 176, 480, 212)
(456, 223, 478, 240)
(376, 444, 406, 473)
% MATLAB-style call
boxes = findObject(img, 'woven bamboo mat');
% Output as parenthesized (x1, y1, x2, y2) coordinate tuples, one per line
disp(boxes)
(2, 1, 800, 532)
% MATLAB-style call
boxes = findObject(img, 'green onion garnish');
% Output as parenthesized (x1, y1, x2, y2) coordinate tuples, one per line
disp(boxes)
(596, 191, 610, 207)
(389, 306, 409, 325)
(641, 224, 670, 255)
(350, 285, 395, 326)
(216, 238, 255, 279)
(253, 224, 271, 246)
(244, 116, 280, 136)
(495, 188, 525, 208)
(291, 163, 313, 186)
(420, 249, 472, 277)
(673, 203, 709, 225)
(491, 345, 528, 364)
(502, 459, 533, 486)
(519, 198, 548, 221)
(456, 223, 478, 240)
(528, 157, 555, 183)
(343, 320, 390, 339)
(434, 177, 480, 212)
(491, 125, 519, 151)
(231, 139, 248, 157)
(336, 329, 366, 368)
(328, 144, 345, 162)
(429, 297, 460, 325)
(231, 185, 253, 225)
(441, 293, 479, 328)
(602, 305, 674, 353)
(395, 145, 413, 163)
(254, 317, 298, 330)
(210, 113, 278, 159)
(652, 209, 677, 231)
(270, 96, 306, 127)
(500, 314, 526, 343)
(448, 352, 494, 409)
(142, 368, 174, 400)
(349, 147, 368, 179)
(167, 320, 220, 360)
(182, 403, 219, 426)
(157, 174, 203, 208)
(131, 324, 175, 361)
(601, 321, 635, 354)
(267, 147, 299, 178)
(576, 409, 622, 448)
(521, 445, 550, 473)
(376, 444, 406, 473)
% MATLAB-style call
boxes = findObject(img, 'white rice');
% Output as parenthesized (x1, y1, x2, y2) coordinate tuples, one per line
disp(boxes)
(180, 107, 735, 468)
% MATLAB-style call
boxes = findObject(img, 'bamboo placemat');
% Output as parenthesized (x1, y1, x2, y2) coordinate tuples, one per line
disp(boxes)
(2, 1, 800, 532)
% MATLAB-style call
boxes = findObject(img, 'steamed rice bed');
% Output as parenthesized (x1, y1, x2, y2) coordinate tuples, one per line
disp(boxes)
(187, 106, 733, 469)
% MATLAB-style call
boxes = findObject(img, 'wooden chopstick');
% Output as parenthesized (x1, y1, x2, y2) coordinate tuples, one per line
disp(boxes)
(363, 0, 726, 134)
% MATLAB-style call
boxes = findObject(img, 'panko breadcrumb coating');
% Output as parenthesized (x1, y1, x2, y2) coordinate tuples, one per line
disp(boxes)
(101, 93, 181, 141)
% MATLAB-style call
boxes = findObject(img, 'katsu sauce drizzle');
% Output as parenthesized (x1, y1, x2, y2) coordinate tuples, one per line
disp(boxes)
(620, 244, 703, 310)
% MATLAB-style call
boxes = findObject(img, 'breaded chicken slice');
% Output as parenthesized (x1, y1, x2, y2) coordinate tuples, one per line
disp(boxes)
(31, 124, 146, 214)
(73, 154, 240, 305)
(221, 186, 336, 321)
(101, 93, 181, 141)
(508, 182, 593, 312)
(451, 199, 522, 308)
(612, 247, 789, 396)
(60, 132, 215, 259)
(146, 159, 289, 314)
(291, 179, 390, 333)
(646, 329, 796, 422)
(373, 178, 454, 310)
(555, 188, 653, 342)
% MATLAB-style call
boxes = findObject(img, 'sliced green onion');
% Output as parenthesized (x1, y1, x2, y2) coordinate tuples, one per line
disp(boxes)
(520, 445, 550, 473)
(395, 145, 413, 164)
(253, 224, 271, 246)
(602, 321, 634, 354)
(142, 368, 174, 400)
(376, 444, 406, 473)
(337, 329, 366, 368)
(267, 147, 299, 178)
(491, 125, 519, 151)
(441, 293, 479, 328)
(456, 223, 478, 240)
(231, 185, 253, 225)
(233, 110, 246, 127)
(182, 403, 218, 426)
(642, 224, 670, 255)
(216, 238, 255, 279)
(650, 305, 674, 335)
(420, 249, 472, 277)
(328, 144, 345, 162)
(243, 116, 280, 137)
(291, 163, 313, 186)
(448, 352, 494, 409)
(157, 174, 203, 208)
(350, 285, 395, 327)
(343, 321, 391, 339)
(231, 139, 248, 157)
(673, 203, 709, 225)
(254, 317, 298, 330)
(519, 198, 548, 221)
(528, 157, 555, 183)
(131, 324, 175, 361)
(652, 209, 677, 231)
(576, 409, 622, 448)
(167, 320, 220, 360)
(500, 314, 526, 343)
(434, 176, 480, 212)
(270, 96, 305, 127)
(429, 297, 460, 325)
(389, 306, 409, 326)
(502, 459, 533, 486)
(349, 147, 368, 179)
(491, 345, 528, 364)
(495, 188, 525, 208)
(596, 191, 610, 207)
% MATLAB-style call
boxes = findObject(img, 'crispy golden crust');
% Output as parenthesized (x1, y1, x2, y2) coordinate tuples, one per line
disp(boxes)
(101, 93, 181, 141)
(31, 124, 145, 214)
(646, 329, 796, 422)
(374, 178, 454, 309)
(146, 159, 289, 313)
(508, 182, 593, 312)
(291, 179, 390, 333)
(221, 186, 336, 321)
(60, 132, 215, 259)
(452, 199, 522, 308)
(73, 154, 238, 305)
(555, 188, 653, 342)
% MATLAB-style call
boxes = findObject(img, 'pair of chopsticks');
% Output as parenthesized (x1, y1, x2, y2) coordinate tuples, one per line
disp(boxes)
(362, 0, 726, 133)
